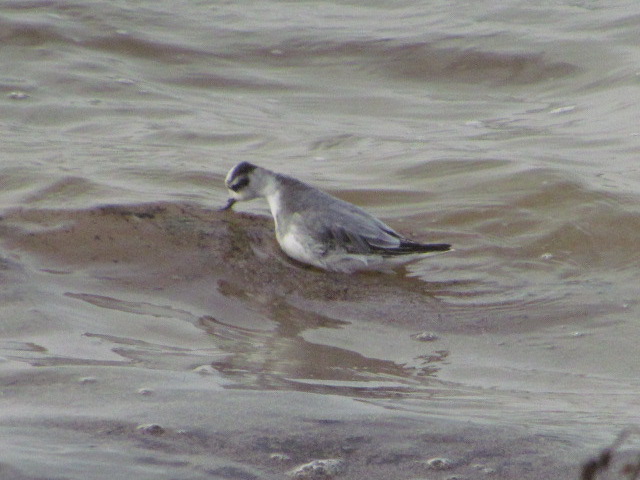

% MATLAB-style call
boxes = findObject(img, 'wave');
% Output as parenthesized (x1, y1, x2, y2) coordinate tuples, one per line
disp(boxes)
(0, 9, 581, 88)
(228, 37, 581, 86)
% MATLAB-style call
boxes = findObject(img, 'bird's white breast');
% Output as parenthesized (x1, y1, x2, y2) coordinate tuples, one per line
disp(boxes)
(278, 229, 321, 267)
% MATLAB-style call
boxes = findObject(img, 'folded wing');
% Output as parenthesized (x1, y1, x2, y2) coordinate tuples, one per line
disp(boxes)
(325, 220, 450, 256)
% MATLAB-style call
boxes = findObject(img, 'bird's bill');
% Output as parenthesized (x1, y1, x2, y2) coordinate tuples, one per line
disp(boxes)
(220, 198, 237, 211)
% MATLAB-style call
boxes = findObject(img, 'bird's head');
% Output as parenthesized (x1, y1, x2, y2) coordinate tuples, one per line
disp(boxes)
(222, 161, 264, 210)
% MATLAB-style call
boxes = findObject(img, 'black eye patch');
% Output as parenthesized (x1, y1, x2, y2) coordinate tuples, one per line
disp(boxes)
(229, 177, 249, 192)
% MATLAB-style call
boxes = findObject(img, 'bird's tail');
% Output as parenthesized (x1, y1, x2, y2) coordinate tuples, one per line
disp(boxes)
(375, 241, 452, 256)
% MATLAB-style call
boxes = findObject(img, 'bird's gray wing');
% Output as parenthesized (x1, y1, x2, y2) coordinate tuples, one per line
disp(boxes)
(328, 224, 403, 254)
(280, 186, 450, 258)
(298, 208, 403, 255)
(326, 222, 451, 256)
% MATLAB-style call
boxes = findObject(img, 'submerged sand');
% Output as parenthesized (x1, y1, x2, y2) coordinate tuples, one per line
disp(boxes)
(0, 203, 625, 479)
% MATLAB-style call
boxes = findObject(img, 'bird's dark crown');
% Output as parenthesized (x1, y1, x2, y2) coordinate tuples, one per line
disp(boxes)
(230, 161, 257, 179)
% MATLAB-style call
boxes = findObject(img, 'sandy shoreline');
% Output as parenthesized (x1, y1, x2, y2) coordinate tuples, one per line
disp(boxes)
(0, 203, 628, 479)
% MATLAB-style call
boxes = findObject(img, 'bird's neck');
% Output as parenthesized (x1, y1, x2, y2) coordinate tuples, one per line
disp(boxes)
(262, 176, 285, 230)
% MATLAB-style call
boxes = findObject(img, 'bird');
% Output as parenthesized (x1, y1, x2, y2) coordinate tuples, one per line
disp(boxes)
(221, 161, 451, 273)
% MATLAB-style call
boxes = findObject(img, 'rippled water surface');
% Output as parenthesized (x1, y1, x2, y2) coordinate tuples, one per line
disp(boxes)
(1, 1, 640, 479)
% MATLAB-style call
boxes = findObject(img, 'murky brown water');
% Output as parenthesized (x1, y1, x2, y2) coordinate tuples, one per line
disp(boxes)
(1, 1, 640, 479)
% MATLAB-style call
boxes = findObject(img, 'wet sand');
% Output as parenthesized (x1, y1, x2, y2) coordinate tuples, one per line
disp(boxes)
(0, 203, 608, 479)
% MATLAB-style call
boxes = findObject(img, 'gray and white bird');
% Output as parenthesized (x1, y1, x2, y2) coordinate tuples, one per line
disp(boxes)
(222, 162, 451, 273)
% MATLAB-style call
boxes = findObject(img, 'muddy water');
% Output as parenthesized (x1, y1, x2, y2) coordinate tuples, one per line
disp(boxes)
(2, 1, 640, 479)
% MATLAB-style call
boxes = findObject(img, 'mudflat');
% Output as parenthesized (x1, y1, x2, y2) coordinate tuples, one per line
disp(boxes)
(0, 203, 609, 479)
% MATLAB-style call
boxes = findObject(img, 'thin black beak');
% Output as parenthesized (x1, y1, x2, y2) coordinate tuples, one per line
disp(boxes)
(220, 198, 237, 211)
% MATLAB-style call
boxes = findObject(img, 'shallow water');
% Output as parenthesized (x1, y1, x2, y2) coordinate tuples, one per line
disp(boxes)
(1, 1, 640, 478)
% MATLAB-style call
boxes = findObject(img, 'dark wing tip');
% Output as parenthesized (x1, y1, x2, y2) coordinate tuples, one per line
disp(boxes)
(374, 241, 452, 255)
(418, 243, 452, 252)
